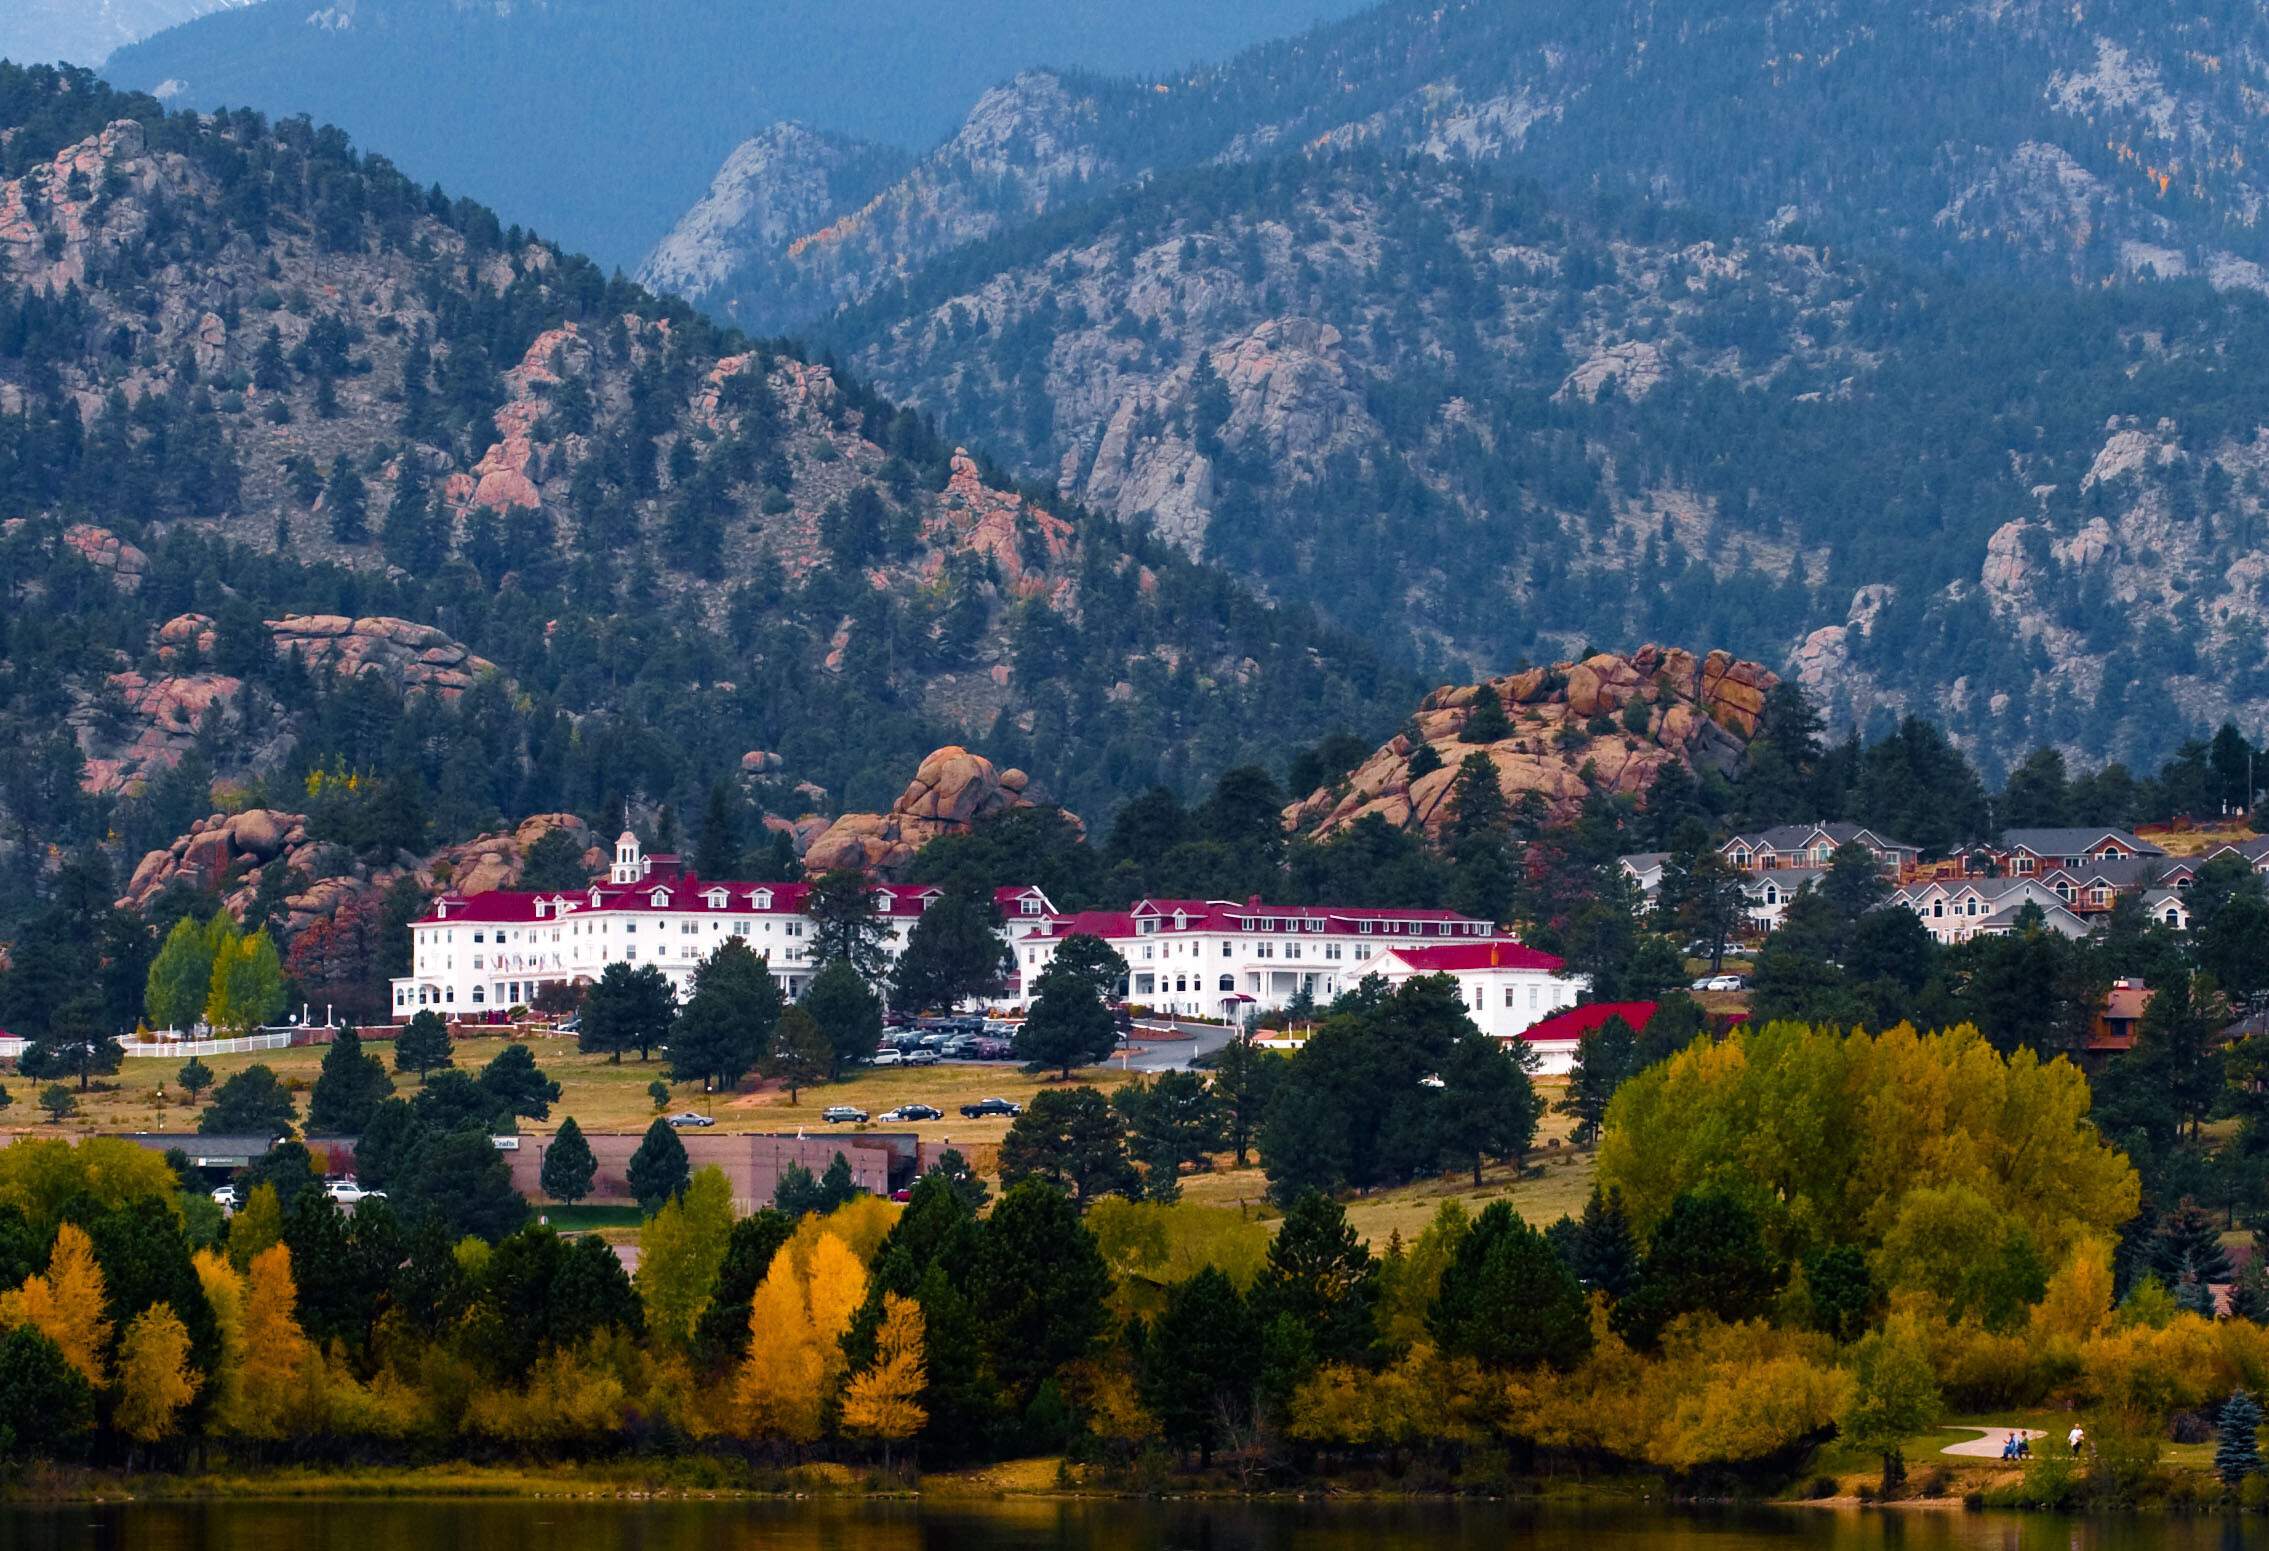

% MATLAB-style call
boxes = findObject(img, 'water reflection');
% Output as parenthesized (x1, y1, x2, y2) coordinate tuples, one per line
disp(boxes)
(5, 1499, 2269, 1551)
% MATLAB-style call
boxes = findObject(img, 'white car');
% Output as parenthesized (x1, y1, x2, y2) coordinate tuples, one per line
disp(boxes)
(210, 1185, 240, 1216)
(870, 1049, 904, 1067)
(325, 1180, 387, 1205)
(1703, 974, 1746, 992)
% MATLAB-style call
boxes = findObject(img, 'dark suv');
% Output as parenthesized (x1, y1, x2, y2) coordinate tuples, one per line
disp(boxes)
(958, 1096, 1023, 1119)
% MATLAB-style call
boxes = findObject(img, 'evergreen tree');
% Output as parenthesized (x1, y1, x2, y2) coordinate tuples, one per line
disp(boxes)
(540, 1117, 596, 1205)
(668, 937, 780, 1090)
(1207, 1027, 1282, 1167)
(1437, 1025, 1541, 1186)
(324, 457, 369, 543)
(1428, 1201, 1591, 1370)
(1557, 1014, 1641, 1146)
(306, 1027, 392, 1134)
(175, 1056, 214, 1104)
(693, 781, 744, 881)
(1248, 1191, 1378, 1366)
(200, 1065, 296, 1136)
(2217, 1389, 2264, 1487)
(1138, 1266, 1257, 1466)
(580, 961, 675, 1063)
(626, 1118, 690, 1213)
(392, 1010, 454, 1082)
(765, 1006, 832, 1103)
(1557, 1186, 1642, 1302)
(1111, 1070, 1224, 1200)
(1015, 945, 1123, 1080)
(891, 890, 1008, 1013)
(999, 1087, 1138, 1208)
(800, 958, 882, 1077)
(477, 1043, 561, 1121)
(1462, 682, 1511, 743)
(1613, 1187, 1787, 1350)
(802, 869, 894, 979)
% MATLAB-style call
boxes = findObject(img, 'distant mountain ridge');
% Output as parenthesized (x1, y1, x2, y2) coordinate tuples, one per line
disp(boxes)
(103, 0, 1380, 272)
(651, 0, 2269, 331)
(0, 0, 255, 69)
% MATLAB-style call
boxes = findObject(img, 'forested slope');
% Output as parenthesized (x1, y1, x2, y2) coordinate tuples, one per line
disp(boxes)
(0, 63, 1412, 904)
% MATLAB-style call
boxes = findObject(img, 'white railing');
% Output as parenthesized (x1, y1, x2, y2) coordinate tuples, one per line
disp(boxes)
(118, 1031, 296, 1059)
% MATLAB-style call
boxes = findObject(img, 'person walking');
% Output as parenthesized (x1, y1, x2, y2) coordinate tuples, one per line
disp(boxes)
(2068, 1424, 2086, 1455)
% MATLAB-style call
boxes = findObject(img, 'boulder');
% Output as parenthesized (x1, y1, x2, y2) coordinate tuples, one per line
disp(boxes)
(800, 743, 1078, 879)
(1286, 642, 1779, 840)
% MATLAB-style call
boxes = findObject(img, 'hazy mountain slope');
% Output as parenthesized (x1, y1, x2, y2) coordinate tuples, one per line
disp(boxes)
(657, 0, 2269, 332)
(103, 0, 1379, 273)
(0, 0, 255, 69)
(814, 152, 2269, 775)
(0, 63, 1412, 862)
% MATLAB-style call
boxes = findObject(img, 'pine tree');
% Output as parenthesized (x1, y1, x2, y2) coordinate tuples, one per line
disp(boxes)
(540, 1116, 597, 1205)
(765, 1007, 832, 1103)
(669, 937, 780, 1090)
(626, 1118, 690, 1213)
(2218, 1389, 2264, 1486)
(1462, 682, 1512, 743)
(393, 1009, 453, 1082)
(325, 457, 369, 543)
(306, 1027, 392, 1134)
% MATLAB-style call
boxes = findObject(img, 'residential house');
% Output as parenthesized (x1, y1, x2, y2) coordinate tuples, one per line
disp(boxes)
(1718, 823, 1920, 876)
(2087, 979, 2153, 1058)
(2141, 888, 2192, 932)
(2039, 854, 2193, 917)
(1741, 867, 1825, 932)
(1988, 828, 2167, 878)
(1618, 852, 1671, 903)
(1889, 878, 2091, 946)
(2202, 837, 2269, 876)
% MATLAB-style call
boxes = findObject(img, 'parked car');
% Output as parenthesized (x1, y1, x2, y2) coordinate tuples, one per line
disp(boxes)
(822, 1105, 868, 1124)
(1688, 976, 1717, 991)
(557, 1015, 581, 1033)
(870, 1048, 905, 1067)
(974, 1037, 1015, 1060)
(959, 1097, 1023, 1119)
(666, 1111, 716, 1128)
(1703, 973, 1747, 992)
(879, 1104, 943, 1122)
(903, 1049, 941, 1066)
(210, 1184, 240, 1215)
(325, 1179, 387, 1204)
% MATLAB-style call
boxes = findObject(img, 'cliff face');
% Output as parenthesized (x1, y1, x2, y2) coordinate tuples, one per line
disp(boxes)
(1288, 645, 1775, 839)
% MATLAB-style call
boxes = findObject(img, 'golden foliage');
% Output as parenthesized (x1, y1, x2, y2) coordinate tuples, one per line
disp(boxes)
(841, 1292, 927, 1443)
(778, 1194, 899, 1280)
(0, 1137, 178, 1234)
(230, 1243, 316, 1438)
(0, 1223, 113, 1386)
(193, 1247, 245, 1422)
(113, 1304, 202, 1443)
(1086, 1198, 1270, 1318)
(804, 1232, 869, 1385)
(466, 1338, 632, 1444)
(736, 1253, 825, 1443)
(228, 1183, 285, 1270)
(1599, 1022, 2138, 1262)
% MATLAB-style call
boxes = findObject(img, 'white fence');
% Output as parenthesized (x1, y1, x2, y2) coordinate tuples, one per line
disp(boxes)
(117, 1031, 297, 1059)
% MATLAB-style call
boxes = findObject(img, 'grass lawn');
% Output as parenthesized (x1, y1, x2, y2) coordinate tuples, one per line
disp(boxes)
(1174, 1078, 1599, 1249)
(10, 1034, 1137, 1152)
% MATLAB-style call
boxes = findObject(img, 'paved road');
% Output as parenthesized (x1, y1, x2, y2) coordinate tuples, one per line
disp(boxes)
(1116, 1021, 1240, 1073)
(1942, 1427, 2044, 1458)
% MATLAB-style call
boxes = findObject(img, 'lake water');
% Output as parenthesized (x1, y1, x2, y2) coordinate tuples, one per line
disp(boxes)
(3, 1500, 2268, 1551)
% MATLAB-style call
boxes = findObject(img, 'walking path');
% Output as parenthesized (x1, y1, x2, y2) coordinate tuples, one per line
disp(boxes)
(1942, 1426, 2045, 1458)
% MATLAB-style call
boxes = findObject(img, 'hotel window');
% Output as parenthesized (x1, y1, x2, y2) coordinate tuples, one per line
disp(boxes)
(1503, 986, 1516, 1007)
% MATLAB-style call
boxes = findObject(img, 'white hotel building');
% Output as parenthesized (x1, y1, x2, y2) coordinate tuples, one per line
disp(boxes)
(391, 829, 1054, 1017)
(392, 833, 1589, 1033)
(1005, 896, 1585, 1026)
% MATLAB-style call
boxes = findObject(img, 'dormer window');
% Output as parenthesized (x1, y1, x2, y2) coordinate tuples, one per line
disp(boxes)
(752, 889, 773, 909)
(1172, 913, 1188, 930)
(649, 888, 671, 907)
(705, 889, 728, 908)
(589, 889, 603, 908)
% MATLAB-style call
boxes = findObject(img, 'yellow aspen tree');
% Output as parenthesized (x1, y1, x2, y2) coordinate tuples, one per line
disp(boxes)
(114, 1304, 202, 1444)
(193, 1247, 246, 1423)
(0, 1222, 112, 1385)
(841, 1291, 926, 1465)
(232, 1243, 314, 1438)
(735, 1255, 824, 1444)
(227, 1183, 284, 1270)
(804, 1231, 869, 1386)
(635, 1166, 735, 1349)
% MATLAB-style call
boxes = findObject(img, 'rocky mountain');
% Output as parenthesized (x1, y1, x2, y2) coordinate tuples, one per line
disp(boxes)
(104, 0, 1377, 272)
(630, 0, 2269, 775)
(657, 0, 2269, 329)
(1287, 645, 1775, 841)
(0, 0, 256, 69)
(0, 64, 1413, 903)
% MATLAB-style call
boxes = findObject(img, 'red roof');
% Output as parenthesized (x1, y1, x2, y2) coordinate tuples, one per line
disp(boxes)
(1379, 942, 1566, 973)
(422, 876, 962, 926)
(1517, 1001, 1659, 1044)
(1026, 910, 1138, 940)
(1126, 896, 1500, 937)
